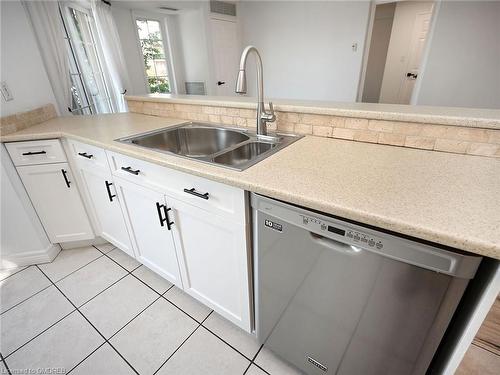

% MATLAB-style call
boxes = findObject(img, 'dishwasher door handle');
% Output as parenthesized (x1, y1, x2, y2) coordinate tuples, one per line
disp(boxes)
(310, 232, 361, 254)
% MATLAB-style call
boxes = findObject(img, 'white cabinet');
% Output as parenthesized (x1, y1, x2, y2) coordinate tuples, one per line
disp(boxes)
(114, 177, 182, 287)
(78, 167, 133, 256)
(169, 196, 252, 332)
(16, 163, 94, 243)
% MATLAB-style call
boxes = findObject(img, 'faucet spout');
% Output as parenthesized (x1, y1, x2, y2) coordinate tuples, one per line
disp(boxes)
(235, 46, 275, 135)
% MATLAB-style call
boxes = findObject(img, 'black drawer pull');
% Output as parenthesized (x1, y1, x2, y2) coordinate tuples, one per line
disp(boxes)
(61, 169, 71, 188)
(156, 202, 174, 230)
(121, 166, 140, 175)
(105, 180, 116, 202)
(22, 151, 46, 156)
(78, 152, 93, 159)
(184, 188, 209, 200)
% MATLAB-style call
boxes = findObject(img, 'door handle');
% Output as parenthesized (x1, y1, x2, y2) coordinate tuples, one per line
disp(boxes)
(309, 232, 361, 254)
(105, 180, 116, 202)
(121, 166, 140, 175)
(78, 152, 93, 159)
(406, 72, 418, 79)
(156, 202, 174, 230)
(217, 81, 226, 86)
(61, 169, 71, 188)
(183, 188, 209, 200)
(22, 151, 46, 156)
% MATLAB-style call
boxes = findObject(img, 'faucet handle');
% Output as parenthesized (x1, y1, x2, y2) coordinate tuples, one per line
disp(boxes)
(268, 102, 274, 114)
(264, 102, 276, 122)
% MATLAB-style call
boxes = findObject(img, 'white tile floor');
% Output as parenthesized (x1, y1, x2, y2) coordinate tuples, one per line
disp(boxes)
(0, 244, 299, 375)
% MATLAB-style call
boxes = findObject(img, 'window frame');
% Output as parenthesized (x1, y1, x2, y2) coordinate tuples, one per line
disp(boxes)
(132, 12, 176, 94)
(59, 1, 114, 114)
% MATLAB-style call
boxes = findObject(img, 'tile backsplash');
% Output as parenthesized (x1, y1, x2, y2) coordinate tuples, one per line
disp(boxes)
(127, 99, 500, 158)
(0, 104, 57, 136)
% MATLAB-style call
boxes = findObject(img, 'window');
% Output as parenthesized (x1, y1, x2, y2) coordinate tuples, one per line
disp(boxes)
(135, 19, 171, 94)
(60, 5, 113, 114)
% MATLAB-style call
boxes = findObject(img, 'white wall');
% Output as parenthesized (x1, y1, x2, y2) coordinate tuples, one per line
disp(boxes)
(176, 8, 211, 90)
(0, 0, 57, 117)
(379, 1, 433, 104)
(415, 1, 500, 109)
(362, 2, 395, 103)
(237, 1, 371, 102)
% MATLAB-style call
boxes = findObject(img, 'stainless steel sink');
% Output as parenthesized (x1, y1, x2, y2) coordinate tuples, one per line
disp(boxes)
(213, 142, 276, 169)
(125, 125, 249, 158)
(116, 122, 302, 171)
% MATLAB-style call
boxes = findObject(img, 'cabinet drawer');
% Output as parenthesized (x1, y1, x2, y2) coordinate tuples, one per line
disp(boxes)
(67, 139, 109, 171)
(107, 151, 246, 221)
(6, 139, 66, 166)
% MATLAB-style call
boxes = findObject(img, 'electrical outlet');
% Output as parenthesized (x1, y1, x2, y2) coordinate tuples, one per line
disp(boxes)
(0, 81, 14, 101)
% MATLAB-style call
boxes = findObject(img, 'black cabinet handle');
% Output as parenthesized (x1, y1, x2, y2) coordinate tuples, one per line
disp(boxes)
(156, 202, 174, 230)
(105, 180, 116, 202)
(78, 152, 93, 159)
(61, 169, 71, 188)
(121, 166, 140, 175)
(183, 188, 209, 200)
(22, 151, 46, 156)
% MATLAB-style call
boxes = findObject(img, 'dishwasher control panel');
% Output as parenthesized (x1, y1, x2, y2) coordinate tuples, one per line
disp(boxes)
(300, 214, 385, 250)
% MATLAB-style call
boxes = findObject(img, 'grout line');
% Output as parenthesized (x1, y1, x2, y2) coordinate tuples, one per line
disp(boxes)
(52, 253, 105, 284)
(0, 352, 12, 375)
(160, 290, 212, 324)
(243, 343, 266, 374)
(94, 245, 169, 298)
(153, 310, 214, 375)
(107, 294, 163, 341)
(65, 341, 107, 375)
(0, 266, 28, 283)
(4, 307, 76, 360)
(1, 249, 106, 316)
(36, 265, 141, 375)
(76, 273, 129, 310)
(201, 324, 256, 363)
(0, 283, 53, 316)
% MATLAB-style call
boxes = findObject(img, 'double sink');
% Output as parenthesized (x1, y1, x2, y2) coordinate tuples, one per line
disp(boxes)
(117, 122, 301, 170)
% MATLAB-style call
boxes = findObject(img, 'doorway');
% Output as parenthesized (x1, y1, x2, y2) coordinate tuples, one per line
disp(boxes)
(361, 1, 434, 105)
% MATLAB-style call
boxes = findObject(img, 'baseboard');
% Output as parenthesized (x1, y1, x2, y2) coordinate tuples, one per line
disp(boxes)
(0, 244, 60, 268)
(59, 237, 107, 249)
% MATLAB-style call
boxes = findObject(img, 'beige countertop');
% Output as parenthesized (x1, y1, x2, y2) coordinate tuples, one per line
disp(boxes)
(2, 113, 499, 259)
(127, 94, 500, 129)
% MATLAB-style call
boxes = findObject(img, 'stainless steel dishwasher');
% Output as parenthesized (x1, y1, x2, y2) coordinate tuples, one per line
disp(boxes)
(251, 194, 482, 375)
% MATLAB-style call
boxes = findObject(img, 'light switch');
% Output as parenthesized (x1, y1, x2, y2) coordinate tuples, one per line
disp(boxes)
(0, 81, 14, 101)
(352, 42, 358, 52)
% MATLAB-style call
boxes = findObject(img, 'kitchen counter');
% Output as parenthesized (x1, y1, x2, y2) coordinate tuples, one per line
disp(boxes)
(2, 112, 499, 259)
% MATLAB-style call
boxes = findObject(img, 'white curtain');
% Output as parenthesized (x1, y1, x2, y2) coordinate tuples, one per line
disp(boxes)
(22, 1, 72, 115)
(91, 0, 130, 112)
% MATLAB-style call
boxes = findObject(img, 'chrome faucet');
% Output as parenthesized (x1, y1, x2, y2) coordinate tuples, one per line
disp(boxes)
(235, 46, 275, 136)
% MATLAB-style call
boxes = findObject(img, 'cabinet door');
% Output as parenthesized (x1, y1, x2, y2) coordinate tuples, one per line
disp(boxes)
(169, 197, 252, 332)
(17, 163, 94, 243)
(79, 167, 133, 256)
(115, 177, 182, 286)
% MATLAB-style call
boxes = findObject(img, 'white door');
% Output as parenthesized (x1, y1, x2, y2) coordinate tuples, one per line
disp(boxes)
(398, 11, 432, 104)
(115, 177, 182, 286)
(17, 163, 94, 243)
(169, 196, 252, 332)
(79, 167, 133, 256)
(211, 17, 240, 96)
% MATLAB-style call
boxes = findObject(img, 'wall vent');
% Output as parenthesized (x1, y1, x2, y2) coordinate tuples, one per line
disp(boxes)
(210, 1, 236, 17)
(185, 82, 206, 95)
